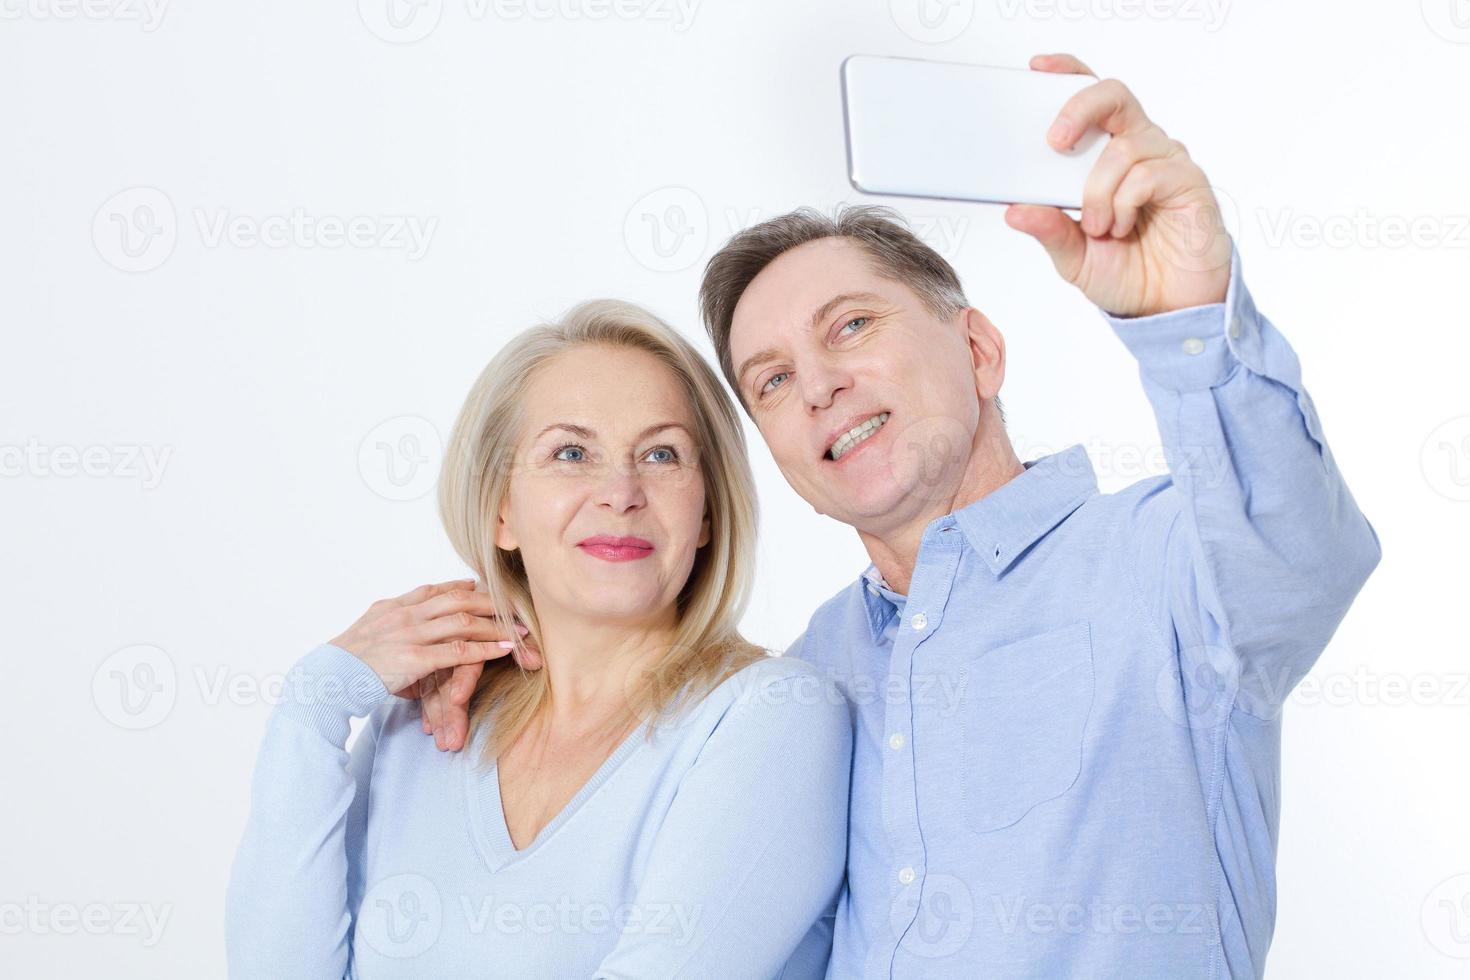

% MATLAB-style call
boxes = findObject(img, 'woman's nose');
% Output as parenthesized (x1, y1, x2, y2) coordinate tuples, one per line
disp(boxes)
(596, 464, 647, 513)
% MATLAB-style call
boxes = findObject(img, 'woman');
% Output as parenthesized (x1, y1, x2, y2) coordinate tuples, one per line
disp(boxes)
(224, 300, 851, 978)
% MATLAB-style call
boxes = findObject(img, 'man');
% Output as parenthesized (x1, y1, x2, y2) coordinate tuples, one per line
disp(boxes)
(420, 52, 1378, 978)
(694, 52, 1379, 978)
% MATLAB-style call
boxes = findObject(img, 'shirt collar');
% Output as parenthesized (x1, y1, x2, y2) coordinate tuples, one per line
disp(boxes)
(855, 444, 1099, 643)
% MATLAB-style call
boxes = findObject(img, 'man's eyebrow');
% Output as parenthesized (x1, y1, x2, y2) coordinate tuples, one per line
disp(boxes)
(809, 291, 888, 332)
(533, 422, 690, 442)
(735, 291, 889, 388)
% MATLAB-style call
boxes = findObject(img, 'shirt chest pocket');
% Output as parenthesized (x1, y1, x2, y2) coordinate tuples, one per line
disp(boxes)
(954, 619, 1095, 833)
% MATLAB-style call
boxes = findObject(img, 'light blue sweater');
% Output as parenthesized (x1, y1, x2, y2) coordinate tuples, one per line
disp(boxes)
(225, 643, 851, 979)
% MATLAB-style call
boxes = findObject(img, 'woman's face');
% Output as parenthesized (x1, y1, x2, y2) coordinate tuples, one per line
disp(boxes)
(495, 344, 710, 629)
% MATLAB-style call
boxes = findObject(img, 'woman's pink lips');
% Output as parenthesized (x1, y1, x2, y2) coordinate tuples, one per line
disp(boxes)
(576, 536, 655, 563)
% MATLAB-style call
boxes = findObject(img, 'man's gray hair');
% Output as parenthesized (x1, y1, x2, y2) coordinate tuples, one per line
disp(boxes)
(697, 204, 973, 410)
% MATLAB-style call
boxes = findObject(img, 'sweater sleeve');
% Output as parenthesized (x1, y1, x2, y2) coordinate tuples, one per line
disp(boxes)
(593, 660, 852, 980)
(224, 643, 393, 980)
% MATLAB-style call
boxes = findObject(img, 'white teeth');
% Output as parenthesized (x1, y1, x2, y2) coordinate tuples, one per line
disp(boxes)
(829, 412, 890, 461)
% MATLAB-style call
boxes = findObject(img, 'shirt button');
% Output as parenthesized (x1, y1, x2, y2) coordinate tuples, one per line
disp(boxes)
(910, 612, 927, 630)
(889, 733, 905, 750)
(1228, 316, 1243, 339)
(898, 867, 916, 885)
(1181, 337, 1206, 355)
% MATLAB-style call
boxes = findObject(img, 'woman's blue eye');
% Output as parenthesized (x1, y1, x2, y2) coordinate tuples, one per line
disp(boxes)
(646, 446, 679, 464)
(553, 444, 586, 462)
(838, 316, 870, 336)
(761, 372, 789, 397)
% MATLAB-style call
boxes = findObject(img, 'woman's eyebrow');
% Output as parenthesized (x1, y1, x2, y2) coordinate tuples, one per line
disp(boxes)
(533, 422, 690, 441)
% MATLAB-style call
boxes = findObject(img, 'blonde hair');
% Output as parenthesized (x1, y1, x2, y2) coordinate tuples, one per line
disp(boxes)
(438, 299, 766, 770)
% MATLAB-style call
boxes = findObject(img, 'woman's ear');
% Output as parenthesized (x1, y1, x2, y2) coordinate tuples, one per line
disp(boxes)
(697, 505, 711, 549)
(493, 494, 518, 551)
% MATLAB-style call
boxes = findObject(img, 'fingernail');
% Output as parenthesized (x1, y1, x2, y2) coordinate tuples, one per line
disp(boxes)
(515, 623, 529, 636)
(1047, 119, 1070, 146)
(498, 640, 516, 650)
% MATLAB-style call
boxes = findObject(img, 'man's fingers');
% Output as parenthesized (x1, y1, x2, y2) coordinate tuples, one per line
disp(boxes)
(1029, 52, 1096, 77)
(1048, 77, 1151, 151)
(390, 579, 475, 607)
(423, 638, 520, 672)
(1080, 125, 1177, 237)
(1004, 204, 1088, 284)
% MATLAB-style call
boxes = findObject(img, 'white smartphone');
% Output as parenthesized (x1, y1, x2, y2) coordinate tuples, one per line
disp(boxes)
(841, 54, 1109, 210)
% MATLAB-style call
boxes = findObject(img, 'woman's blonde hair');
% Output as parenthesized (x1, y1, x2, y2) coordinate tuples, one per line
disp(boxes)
(438, 299, 766, 770)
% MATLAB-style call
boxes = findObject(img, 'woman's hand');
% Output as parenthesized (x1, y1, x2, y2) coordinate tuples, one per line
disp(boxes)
(329, 579, 540, 748)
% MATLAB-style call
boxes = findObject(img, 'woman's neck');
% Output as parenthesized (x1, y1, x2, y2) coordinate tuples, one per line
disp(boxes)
(532, 609, 679, 733)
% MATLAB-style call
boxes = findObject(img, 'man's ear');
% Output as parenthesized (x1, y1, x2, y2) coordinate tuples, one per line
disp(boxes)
(493, 494, 518, 551)
(962, 307, 1007, 402)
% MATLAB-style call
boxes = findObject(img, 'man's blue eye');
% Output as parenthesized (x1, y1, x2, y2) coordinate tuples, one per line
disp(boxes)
(839, 316, 870, 335)
(761, 372, 789, 397)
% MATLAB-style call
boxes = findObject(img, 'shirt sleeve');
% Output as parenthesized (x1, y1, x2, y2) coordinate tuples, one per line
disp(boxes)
(224, 643, 393, 979)
(1105, 242, 1382, 718)
(592, 663, 852, 979)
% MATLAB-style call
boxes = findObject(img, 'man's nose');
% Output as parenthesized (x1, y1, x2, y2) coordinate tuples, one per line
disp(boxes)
(800, 358, 851, 413)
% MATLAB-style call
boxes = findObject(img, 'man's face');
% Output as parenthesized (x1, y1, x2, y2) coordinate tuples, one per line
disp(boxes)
(728, 236, 991, 532)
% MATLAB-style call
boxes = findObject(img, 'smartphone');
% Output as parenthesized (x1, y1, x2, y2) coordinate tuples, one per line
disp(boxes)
(841, 54, 1109, 210)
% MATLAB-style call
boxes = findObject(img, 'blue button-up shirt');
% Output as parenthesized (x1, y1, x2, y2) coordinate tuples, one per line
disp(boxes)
(789, 243, 1381, 980)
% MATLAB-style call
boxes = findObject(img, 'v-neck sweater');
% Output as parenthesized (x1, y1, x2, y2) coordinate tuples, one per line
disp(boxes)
(225, 643, 851, 979)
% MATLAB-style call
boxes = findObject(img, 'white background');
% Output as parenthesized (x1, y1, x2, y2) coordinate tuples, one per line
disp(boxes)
(3, 0, 1467, 975)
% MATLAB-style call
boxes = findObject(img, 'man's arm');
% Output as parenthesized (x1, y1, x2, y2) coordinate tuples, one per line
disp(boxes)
(1006, 53, 1380, 712)
(1105, 242, 1380, 715)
